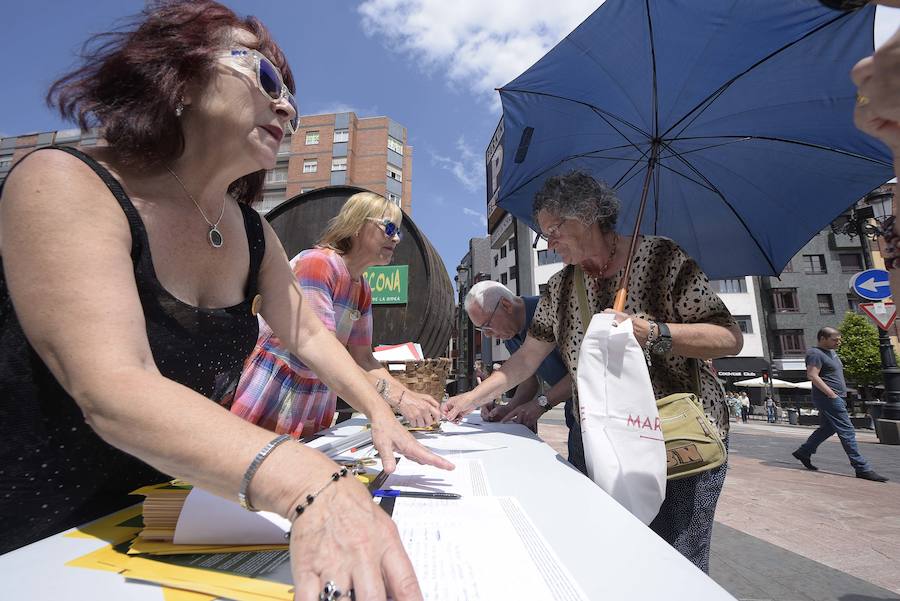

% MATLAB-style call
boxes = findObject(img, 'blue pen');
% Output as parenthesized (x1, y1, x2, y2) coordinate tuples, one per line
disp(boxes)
(372, 489, 461, 499)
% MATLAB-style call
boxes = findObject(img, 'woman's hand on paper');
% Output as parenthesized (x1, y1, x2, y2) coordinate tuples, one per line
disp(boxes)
(289, 465, 423, 601)
(369, 408, 454, 473)
(396, 390, 442, 428)
(601, 309, 652, 348)
(442, 392, 481, 423)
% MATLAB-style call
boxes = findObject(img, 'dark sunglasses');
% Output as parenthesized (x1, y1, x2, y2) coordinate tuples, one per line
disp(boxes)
(224, 48, 299, 133)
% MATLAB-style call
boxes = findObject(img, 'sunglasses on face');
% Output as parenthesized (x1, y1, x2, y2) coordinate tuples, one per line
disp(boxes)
(223, 48, 299, 133)
(366, 217, 403, 240)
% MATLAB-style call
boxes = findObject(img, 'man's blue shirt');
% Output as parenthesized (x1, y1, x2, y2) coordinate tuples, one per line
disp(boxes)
(503, 296, 568, 388)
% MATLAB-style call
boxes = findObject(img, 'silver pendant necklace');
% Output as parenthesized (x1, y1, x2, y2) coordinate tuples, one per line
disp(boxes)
(166, 166, 226, 248)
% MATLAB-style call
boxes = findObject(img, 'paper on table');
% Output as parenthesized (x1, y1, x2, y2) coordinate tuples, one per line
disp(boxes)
(174, 488, 289, 545)
(382, 459, 491, 497)
(392, 496, 588, 601)
(414, 431, 505, 453)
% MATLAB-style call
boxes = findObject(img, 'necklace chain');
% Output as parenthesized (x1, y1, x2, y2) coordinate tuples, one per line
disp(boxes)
(166, 166, 226, 248)
(589, 233, 618, 278)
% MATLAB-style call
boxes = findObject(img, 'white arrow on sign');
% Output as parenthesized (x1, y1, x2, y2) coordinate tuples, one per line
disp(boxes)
(857, 277, 891, 293)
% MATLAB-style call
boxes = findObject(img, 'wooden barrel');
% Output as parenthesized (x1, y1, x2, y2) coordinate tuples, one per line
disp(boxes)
(265, 186, 453, 358)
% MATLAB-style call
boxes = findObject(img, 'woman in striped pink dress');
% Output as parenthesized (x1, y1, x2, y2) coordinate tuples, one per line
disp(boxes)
(232, 192, 442, 436)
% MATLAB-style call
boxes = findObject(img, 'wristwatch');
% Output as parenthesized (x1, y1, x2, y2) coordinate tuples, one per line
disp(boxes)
(536, 395, 552, 412)
(648, 321, 673, 355)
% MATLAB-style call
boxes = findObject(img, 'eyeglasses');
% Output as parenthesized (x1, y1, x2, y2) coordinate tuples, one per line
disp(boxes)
(366, 217, 403, 240)
(473, 298, 502, 333)
(223, 48, 299, 133)
(533, 218, 565, 248)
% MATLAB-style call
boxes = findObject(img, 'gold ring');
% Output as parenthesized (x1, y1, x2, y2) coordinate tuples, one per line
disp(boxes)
(857, 94, 870, 106)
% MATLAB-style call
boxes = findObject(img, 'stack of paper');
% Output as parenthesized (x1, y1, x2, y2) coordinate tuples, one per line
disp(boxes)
(67, 425, 590, 601)
(372, 342, 423, 361)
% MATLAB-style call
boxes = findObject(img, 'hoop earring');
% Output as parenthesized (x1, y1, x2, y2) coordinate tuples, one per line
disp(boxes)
(175, 98, 185, 117)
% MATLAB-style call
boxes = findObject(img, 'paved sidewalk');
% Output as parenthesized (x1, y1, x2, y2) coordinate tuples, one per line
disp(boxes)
(535, 414, 900, 600)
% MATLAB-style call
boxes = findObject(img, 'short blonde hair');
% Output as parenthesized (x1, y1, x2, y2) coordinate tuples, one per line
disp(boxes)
(318, 192, 402, 254)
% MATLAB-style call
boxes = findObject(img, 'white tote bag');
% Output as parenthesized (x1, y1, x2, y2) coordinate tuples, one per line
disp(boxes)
(577, 312, 666, 524)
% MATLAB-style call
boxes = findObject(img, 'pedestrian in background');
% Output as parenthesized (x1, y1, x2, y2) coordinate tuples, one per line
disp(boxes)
(740, 392, 750, 423)
(765, 396, 777, 423)
(792, 328, 888, 482)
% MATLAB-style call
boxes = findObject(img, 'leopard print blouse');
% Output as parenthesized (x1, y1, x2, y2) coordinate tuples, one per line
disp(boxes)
(529, 236, 735, 438)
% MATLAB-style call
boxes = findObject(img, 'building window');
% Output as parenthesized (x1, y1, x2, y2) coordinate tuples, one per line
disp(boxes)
(500, 246, 507, 259)
(333, 128, 349, 143)
(734, 315, 753, 334)
(838, 253, 863, 274)
(817, 294, 835, 314)
(771, 288, 800, 312)
(305, 131, 320, 145)
(781, 260, 794, 273)
(711, 278, 747, 294)
(775, 329, 806, 356)
(802, 254, 827, 274)
(387, 192, 401, 206)
(493, 255, 499, 267)
(500, 273, 508, 285)
(537, 249, 563, 265)
(303, 159, 317, 173)
(388, 136, 404, 155)
(509, 266, 518, 280)
(256, 192, 284, 215)
(265, 168, 287, 183)
(331, 157, 347, 171)
(847, 294, 861, 313)
(387, 166, 403, 182)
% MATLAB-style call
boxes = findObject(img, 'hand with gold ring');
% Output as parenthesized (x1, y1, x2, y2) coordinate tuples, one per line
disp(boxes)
(851, 25, 900, 154)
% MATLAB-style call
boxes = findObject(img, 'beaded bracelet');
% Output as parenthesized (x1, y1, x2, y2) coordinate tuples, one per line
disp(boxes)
(878, 215, 900, 270)
(284, 467, 352, 540)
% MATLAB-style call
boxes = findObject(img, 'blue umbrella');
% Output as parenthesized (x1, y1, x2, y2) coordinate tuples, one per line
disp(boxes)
(497, 0, 894, 299)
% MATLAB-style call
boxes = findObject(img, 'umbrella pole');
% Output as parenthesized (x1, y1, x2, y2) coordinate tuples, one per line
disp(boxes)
(613, 142, 659, 312)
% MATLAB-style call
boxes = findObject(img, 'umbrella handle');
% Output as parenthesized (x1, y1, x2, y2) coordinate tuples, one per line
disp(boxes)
(613, 287, 627, 312)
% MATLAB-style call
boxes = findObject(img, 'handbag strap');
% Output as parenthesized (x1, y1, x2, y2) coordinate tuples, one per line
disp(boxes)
(574, 266, 593, 329)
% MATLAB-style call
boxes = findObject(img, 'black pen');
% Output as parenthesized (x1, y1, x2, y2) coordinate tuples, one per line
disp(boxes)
(372, 489, 461, 499)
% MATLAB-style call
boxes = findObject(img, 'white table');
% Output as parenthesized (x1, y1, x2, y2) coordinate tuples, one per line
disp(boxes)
(2, 415, 735, 600)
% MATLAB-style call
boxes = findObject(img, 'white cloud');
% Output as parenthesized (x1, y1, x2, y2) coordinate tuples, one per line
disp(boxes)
(462, 206, 488, 228)
(357, 0, 599, 105)
(305, 101, 379, 117)
(430, 136, 483, 192)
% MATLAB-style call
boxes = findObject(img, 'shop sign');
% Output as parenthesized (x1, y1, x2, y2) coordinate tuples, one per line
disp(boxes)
(363, 265, 408, 304)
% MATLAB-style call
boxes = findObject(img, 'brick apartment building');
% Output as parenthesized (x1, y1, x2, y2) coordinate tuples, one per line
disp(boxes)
(0, 112, 413, 216)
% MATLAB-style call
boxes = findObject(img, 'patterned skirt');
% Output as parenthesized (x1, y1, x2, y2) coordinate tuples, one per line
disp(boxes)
(230, 343, 336, 437)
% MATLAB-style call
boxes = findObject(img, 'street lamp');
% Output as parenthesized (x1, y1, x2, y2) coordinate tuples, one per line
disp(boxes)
(832, 187, 900, 426)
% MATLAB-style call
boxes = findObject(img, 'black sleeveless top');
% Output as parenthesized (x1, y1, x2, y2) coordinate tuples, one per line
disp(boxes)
(0, 147, 265, 553)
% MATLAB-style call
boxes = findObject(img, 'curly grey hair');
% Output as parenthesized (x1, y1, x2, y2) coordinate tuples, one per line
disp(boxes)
(532, 171, 620, 232)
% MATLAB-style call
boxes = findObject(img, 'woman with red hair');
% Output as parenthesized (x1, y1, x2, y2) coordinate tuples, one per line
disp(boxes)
(0, 2, 448, 599)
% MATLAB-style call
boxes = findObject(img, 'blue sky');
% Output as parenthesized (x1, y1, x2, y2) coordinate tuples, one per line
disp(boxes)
(2, 1, 899, 276)
(0, 0, 602, 276)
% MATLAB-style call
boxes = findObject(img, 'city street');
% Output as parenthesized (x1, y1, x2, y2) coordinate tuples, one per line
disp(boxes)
(537, 411, 900, 601)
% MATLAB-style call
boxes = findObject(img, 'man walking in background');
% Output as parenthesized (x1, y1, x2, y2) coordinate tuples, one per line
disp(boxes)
(792, 327, 888, 482)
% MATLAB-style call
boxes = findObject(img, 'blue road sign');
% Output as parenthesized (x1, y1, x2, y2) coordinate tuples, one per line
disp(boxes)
(850, 269, 892, 301)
